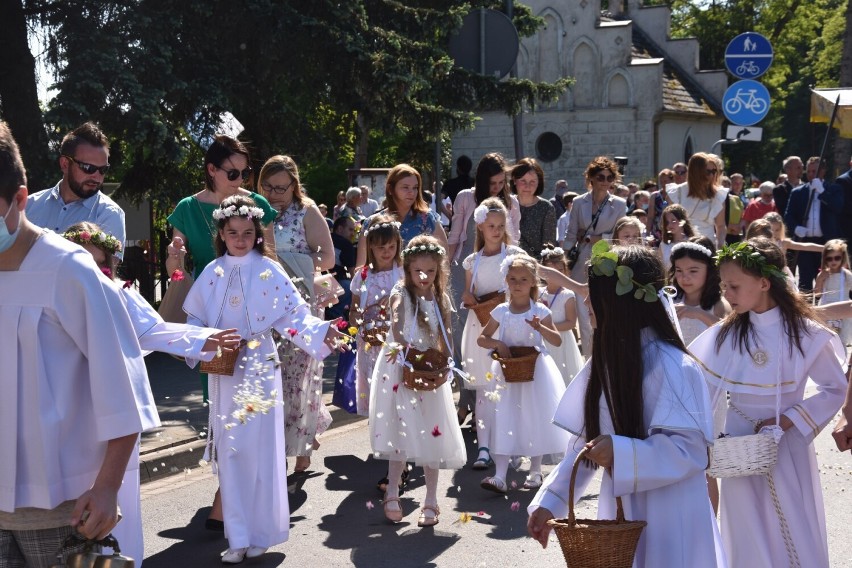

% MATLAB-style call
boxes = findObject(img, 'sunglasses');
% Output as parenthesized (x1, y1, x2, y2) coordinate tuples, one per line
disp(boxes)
(594, 173, 615, 183)
(261, 180, 294, 194)
(826, 255, 843, 262)
(674, 169, 687, 175)
(706, 169, 718, 176)
(63, 155, 110, 176)
(219, 166, 252, 181)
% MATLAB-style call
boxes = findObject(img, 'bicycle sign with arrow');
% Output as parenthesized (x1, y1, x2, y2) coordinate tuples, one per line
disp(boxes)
(723, 79, 771, 126)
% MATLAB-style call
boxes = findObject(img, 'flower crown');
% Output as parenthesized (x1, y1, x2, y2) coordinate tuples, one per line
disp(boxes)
(401, 242, 446, 258)
(540, 246, 566, 261)
(64, 229, 123, 255)
(589, 240, 658, 302)
(473, 204, 505, 225)
(212, 204, 265, 221)
(671, 241, 712, 258)
(363, 221, 401, 237)
(714, 241, 787, 280)
(499, 253, 535, 279)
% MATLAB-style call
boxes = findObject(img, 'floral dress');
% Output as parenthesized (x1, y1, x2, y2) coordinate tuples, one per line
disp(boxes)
(273, 203, 332, 457)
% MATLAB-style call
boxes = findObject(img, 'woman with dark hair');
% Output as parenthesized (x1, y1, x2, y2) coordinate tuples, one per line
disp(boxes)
(356, 164, 447, 267)
(258, 155, 335, 474)
(511, 157, 556, 258)
(528, 244, 723, 567)
(563, 156, 627, 358)
(166, 135, 276, 530)
(665, 152, 728, 248)
(446, 153, 521, 421)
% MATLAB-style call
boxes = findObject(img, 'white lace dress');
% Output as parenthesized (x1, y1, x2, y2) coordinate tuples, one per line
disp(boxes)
(368, 285, 466, 469)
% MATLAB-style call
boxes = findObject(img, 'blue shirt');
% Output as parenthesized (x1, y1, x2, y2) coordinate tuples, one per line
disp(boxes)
(27, 182, 127, 258)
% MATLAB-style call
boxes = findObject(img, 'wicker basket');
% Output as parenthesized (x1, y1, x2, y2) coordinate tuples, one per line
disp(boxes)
(361, 302, 391, 347)
(200, 341, 247, 376)
(548, 447, 647, 568)
(492, 346, 539, 382)
(707, 427, 779, 478)
(402, 347, 449, 391)
(470, 290, 504, 326)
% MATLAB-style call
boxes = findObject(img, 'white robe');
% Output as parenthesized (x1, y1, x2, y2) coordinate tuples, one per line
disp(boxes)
(183, 250, 331, 551)
(0, 232, 145, 514)
(530, 330, 726, 568)
(688, 308, 847, 568)
(112, 285, 220, 564)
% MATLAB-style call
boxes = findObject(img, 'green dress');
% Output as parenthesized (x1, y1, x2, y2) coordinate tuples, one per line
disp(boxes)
(167, 192, 277, 278)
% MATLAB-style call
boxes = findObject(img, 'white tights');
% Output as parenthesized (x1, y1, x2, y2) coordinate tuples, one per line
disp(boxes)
(385, 460, 439, 507)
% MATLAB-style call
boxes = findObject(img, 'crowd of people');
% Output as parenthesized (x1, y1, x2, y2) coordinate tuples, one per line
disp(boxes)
(2, 118, 852, 567)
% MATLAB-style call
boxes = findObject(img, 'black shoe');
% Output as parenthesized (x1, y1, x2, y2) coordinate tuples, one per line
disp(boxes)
(205, 518, 225, 531)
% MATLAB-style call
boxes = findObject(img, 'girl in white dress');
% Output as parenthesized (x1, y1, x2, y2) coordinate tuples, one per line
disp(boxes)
(538, 245, 582, 386)
(658, 203, 695, 273)
(349, 216, 404, 416)
(814, 239, 852, 348)
(459, 197, 524, 470)
(668, 236, 730, 346)
(64, 222, 240, 565)
(478, 254, 570, 493)
(689, 237, 847, 567)
(183, 195, 344, 564)
(528, 243, 725, 567)
(369, 235, 465, 527)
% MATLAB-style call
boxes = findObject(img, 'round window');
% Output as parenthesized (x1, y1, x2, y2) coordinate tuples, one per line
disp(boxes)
(535, 132, 563, 163)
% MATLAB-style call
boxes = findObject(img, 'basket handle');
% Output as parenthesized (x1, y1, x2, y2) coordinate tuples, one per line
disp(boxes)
(568, 446, 626, 524)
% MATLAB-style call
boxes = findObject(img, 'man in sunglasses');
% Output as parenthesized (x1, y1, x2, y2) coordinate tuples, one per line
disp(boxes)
(27, 122, 126, 258)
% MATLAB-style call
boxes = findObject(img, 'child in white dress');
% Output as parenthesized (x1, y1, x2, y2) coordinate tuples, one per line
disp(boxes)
(538, 245, 583, 386)
(459, 197, 524, 469)
(815, 239, 852, 349)
(369, 235, 466, 527)
(668, 236, 729, 346)
(657, 204, 695, 273)
(478, 253, 570, 493)
(183, 195, 344, 564)
(690, 238, 847, 567)
(350, 216, 404, 416)
(64, 222, 240, 565)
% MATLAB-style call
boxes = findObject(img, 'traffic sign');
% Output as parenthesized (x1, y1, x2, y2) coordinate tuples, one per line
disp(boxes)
(723, 80, 770, 126)
(448, 9, 519, 79)
(725, 32, 773, 79)
(725, 125, 763, 142)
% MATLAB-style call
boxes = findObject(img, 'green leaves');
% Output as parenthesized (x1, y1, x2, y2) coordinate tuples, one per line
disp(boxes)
(590, 240, 659, 302)
(615, 265, 633, 296)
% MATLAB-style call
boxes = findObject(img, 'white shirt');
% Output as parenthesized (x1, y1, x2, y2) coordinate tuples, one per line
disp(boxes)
(803, 185, 823, 237)
(360, 198, 380, 217)
(556, 210, 571, 242)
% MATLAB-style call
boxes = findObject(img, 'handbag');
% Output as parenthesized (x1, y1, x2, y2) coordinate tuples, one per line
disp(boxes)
(566, 196, 610, 270)
(157, 255, 194, 324)
(314, 272, 345, 307)
(331, 348, 358, 413)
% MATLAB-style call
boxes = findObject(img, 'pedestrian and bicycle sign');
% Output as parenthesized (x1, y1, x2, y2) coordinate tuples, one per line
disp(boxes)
(725, 32, 773, 79)
(723, 80, 770, 126)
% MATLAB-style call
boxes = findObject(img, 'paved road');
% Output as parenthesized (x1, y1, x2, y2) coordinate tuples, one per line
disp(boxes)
(140, 412, 852, 567)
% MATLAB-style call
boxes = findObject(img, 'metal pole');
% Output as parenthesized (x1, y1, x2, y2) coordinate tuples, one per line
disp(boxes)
(817, 94, 842, 174)
(506, 0, 524, 160)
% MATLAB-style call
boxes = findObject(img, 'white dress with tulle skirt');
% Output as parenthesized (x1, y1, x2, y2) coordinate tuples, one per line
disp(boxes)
(538, 287, 583, 386)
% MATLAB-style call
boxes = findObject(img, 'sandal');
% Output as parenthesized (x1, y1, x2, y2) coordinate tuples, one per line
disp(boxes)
(376, 465, 409, 495)
(383, 495, 403, 523)
(471, 447, 493, 470)
(480, 476, 507, 494)
(523, 472, 544, 489)
(417, 505, 440, 527)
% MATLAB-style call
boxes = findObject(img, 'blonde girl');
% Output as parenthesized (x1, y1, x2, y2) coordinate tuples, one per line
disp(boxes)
(349, 215, 403, 416)
(612, 216, 646, 245)
(815, 239, 852, 346)
(460, 198, 524, 469)
(477, 254, 570, 493)
(762, 211, 825, 255)
(539, 245, 583, 385)
(668, 236, 730, 345)
(658, 203, 695, 273)
(368, 235, 465, 527)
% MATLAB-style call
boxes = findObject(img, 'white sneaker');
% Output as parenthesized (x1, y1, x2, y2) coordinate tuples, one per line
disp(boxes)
(221, 548, 247, 564)
(246, 546, 268, 558)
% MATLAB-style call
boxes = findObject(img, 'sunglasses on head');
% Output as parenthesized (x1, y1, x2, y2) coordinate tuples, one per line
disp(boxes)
(219, 166, 252, 181)
(63, 155, 110, 176)
(826, 255, 843, 262)
(594, 173, 615, 183)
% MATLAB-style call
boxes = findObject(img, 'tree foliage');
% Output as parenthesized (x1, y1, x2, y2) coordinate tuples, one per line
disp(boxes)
(2, 0, 570, 209)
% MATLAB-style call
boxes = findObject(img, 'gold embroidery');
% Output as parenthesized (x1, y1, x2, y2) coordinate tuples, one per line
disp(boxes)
(694, 357, 796, 389)
(791, 405, 818, 437)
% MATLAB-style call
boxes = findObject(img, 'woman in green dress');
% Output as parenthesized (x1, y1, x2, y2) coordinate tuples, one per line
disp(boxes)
(165, 135, 276, 531)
